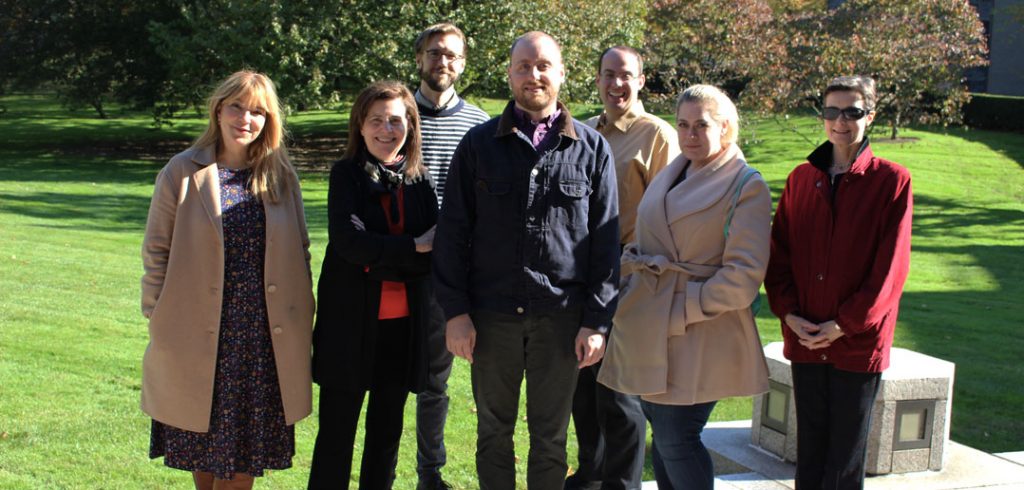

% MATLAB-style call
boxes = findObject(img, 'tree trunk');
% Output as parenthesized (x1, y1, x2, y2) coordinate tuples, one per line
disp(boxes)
(92, 99, 107, 119)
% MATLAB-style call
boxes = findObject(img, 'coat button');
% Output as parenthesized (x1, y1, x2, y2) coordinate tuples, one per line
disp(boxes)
(531, 168, 539, 176)
(816, 181, 822, 187)
(820, 354, 828, 361)
(817, 273, 824, 281)
(273, 326, 283, 334)
(267, 284, 277, 293)
(516, 307, 525, 314)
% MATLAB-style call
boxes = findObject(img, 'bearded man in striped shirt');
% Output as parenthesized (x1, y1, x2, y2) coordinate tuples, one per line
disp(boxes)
(410, 22, 489, 490)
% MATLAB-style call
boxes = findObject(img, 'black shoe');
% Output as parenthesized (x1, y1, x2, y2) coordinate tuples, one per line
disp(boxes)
(564, 474, 602, 490)
(417, 477, 453, 490)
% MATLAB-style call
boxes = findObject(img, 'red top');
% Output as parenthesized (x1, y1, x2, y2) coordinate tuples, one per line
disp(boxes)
(765, 141, 913, 373)
(376, 188, 409, 319)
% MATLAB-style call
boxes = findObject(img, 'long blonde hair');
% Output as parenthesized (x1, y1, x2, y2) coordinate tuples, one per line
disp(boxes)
(194, 70, 293, 203)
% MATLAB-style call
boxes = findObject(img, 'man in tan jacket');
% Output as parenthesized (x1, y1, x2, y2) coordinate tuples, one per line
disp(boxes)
(568, 45, 679, 490)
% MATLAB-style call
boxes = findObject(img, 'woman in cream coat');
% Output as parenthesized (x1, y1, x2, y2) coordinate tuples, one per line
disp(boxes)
(141, 71, 314, 489)
(599, 85, 770, 490)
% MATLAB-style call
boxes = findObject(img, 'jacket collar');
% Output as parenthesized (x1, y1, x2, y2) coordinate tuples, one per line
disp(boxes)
(495, 100, 578, 141)
(596, 101, 647, 133)
(807, 137, 873, 175)
(637, 144, 747, 257)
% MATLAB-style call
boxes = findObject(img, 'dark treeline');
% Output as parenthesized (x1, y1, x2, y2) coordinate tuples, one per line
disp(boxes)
(0, 0, 986, 138)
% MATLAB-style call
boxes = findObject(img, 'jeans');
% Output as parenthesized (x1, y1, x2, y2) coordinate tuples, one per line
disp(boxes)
(641, 400, 717, 490)
(791, 363, 881, 490)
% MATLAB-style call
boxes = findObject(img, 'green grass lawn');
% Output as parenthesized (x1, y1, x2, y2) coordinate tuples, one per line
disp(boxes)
(0, 93, 1021, 489)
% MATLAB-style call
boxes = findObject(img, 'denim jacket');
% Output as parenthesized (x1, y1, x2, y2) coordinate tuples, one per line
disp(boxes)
(433, 101, 620, 330)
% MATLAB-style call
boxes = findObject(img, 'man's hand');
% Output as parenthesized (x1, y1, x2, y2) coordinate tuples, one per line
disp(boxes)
(446, 314, 476, 363)
(575, 327, 606, 368)
(799, 320, 844, 350)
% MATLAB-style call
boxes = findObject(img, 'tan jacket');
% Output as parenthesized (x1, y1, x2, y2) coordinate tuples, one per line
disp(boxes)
(599, 144, 770, 405)
(140, 146, 314, 432)
(587, 102, 679, 244)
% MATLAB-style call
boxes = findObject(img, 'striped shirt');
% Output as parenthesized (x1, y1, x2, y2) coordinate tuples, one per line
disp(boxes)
(416, 90, 490, 205)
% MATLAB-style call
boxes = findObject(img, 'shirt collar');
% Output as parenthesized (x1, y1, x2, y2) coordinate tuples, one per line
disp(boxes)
(496, 100, 578, 140)
(597, 101, 646, 133)
(513, 105, 561, 131)
(415, 88, 459, 112)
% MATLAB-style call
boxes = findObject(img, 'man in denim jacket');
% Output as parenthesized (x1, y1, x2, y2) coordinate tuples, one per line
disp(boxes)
(432, 31, 620, 490)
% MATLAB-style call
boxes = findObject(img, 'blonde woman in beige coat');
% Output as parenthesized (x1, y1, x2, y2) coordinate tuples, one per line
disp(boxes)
(141, 71, 314, 490)
(599, 84, 770, 490)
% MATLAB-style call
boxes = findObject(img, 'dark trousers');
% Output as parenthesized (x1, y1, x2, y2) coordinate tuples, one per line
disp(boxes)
(791, 363, 882, 490)
(308, 318, 411, 490)
(641, 400, 717, 490)
(569, 362, 646, 489)
(415, 299, 453, 483)
(471, 308, 582, 490)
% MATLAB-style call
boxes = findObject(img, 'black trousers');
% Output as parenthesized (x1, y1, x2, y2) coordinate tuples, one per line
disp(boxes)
(415, 298, 453, 483)
(308, 318, 411, 490)
(569, 361, 646, 489)
(791, 363, 882, 490)
(470, 308, 582, 490)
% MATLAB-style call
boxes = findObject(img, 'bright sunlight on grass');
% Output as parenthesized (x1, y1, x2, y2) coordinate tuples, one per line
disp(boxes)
(0, 93, 1021, 489)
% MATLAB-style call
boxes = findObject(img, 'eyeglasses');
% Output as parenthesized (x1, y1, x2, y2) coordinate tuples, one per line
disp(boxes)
(424, 49, 464, 62)
(822, 106, 869, 121)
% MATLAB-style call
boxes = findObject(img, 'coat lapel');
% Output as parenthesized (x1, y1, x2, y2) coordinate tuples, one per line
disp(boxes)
(636, 156, 684, 259)
(191, 147, 223, 244)
(665, 144, 745, 226)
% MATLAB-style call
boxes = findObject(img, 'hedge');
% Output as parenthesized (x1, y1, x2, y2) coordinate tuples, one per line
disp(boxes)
(964, 93, 1024, 132)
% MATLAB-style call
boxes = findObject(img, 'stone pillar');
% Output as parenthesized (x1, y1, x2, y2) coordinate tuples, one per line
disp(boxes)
(752, 342, 956, 474)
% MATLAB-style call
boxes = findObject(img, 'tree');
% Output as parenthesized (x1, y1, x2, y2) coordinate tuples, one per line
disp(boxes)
(643, 0, 788, 112)
(1, 0, 179, 118)
(146, 0, 645, 117)
(779, 0, 988, 139)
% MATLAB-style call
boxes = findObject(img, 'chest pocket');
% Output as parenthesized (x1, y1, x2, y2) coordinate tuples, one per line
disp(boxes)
(558, 180, 591, 199)
(550, 165, 593, 226)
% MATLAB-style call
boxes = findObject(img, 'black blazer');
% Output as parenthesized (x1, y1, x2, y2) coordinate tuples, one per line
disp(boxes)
(312, 156, 440, 393)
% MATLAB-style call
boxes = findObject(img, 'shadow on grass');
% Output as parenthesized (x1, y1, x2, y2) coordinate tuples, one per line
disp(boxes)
(897, 193, 1024, 451)
(0, 190, 152, 232)
(0, 146, 181, 186)
(939, 126, 1024, 170)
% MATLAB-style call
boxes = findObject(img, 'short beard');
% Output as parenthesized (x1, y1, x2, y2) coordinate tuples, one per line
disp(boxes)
(514, 85, 558, 113)
(421, 66, 458, 93)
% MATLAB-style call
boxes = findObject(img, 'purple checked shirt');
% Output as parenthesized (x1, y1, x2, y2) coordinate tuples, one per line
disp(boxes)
(513, 105, 563, 153)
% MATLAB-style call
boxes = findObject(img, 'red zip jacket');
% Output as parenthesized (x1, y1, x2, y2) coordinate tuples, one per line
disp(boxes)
(765, 139, 912, 373)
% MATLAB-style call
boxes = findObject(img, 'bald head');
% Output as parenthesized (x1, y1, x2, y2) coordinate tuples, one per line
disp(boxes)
(507, 31, 565, 119)
(510, 31, 562, 63)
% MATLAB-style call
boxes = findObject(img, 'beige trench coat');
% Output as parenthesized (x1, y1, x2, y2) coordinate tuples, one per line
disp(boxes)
(599, 144, 770, 405)
(140, 146, 314, 432)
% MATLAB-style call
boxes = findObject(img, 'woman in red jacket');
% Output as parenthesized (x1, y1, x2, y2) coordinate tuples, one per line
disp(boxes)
(765, 75, 913, 490)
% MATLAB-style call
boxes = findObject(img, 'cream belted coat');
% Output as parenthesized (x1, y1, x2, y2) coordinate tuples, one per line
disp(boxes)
(140, 146, 315, 432)
(598, 144, 770, 405)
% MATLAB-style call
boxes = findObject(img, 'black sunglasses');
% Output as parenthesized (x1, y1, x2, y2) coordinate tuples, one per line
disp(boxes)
(822, 106, 870, 121)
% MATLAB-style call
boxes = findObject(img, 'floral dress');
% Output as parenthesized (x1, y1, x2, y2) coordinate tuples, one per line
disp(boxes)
(150, 166, 294, 478)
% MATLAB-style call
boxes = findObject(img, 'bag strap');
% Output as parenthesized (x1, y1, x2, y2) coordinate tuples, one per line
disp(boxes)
(723, 166, 762, 315)
(724, 166, 760, 239)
